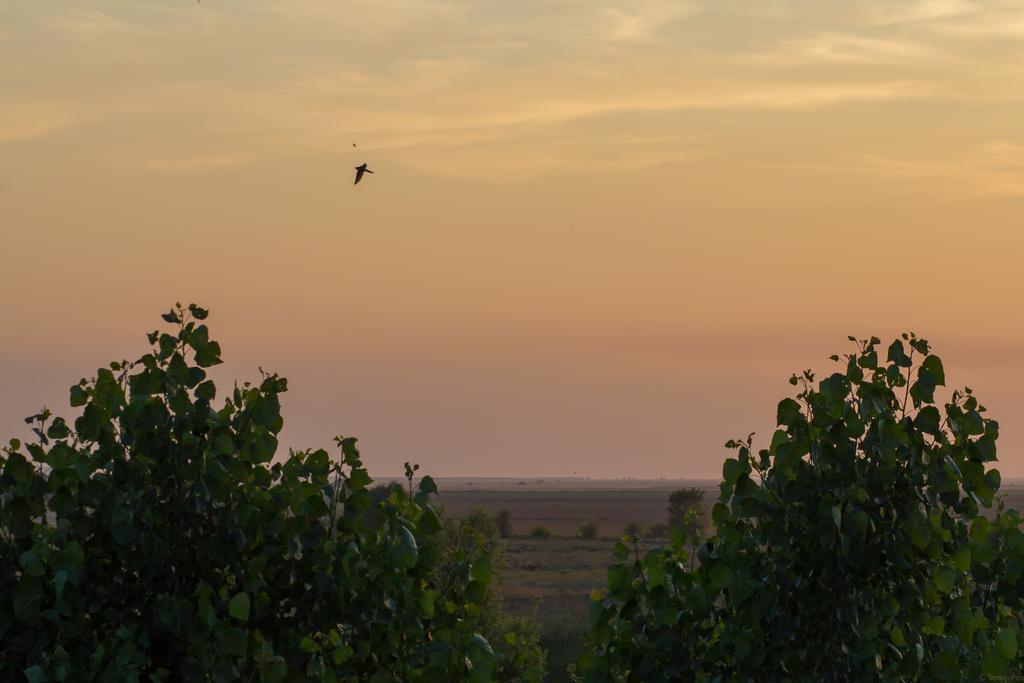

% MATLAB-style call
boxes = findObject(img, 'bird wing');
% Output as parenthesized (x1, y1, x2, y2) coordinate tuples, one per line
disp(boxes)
(354, 167, 365, 185)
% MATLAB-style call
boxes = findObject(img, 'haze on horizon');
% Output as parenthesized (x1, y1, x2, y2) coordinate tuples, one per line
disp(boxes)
(1, 0, 1022, 478)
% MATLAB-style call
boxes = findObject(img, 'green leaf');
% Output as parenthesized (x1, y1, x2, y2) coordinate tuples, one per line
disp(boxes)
(928, 649, 957, 681)
(887, 340, 911, 368)
(982, 646, 1009, 677)
(890, 626, 906, 647)
(776, 398, 802, 426)
(392, 526, 419, 568)
(228, 592, 250, 622)
(951, 548, 971, 572)
(69, 385, 88, 407)
(23, 665, 45, 683)
(995, 627, 1017, 659)
(919, 355, 945, 386)
(419, 590, 436, 619)
(712, 502, 730, 528)
(722, 458, 743, 486)
(471, 556, 492, 583)
(933, 568, 956, 593)
(607, 565, 629, 593)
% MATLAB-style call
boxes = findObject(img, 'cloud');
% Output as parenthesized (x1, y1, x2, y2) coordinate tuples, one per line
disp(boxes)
(592, 2, 700, 42)
(862, 0, 980, 25)
(142, 154, 257, 171)
(0, 105, 71, 144)
(851, 142, 1024, 197)
(743, 32, 939, 65)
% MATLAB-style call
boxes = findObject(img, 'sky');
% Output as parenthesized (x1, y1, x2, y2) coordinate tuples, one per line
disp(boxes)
(1, 0, 1023, 478)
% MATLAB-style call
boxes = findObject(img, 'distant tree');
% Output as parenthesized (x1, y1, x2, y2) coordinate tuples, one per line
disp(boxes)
(496, 509, 513, 538)
(580, 334, 1024, 682)
(667, 487, 706, 537)
(530, 526, 553, 539)
(579, 521, 599, 540)
(623, 522, 643, 538)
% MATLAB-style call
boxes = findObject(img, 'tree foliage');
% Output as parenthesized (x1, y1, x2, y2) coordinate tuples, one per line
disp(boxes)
(436, 508, 545, 682)
(666, 488, 706, 538)
(579, 334, 1024, 682)
(0, 304, 498, 682)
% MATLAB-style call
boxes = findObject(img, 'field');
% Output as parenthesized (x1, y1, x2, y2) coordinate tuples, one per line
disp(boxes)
(430, 477, 1024, 681)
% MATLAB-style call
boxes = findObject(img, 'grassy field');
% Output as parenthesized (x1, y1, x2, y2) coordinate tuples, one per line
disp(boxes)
(429, 477, 1024, 681)
(433, 480, 715, 681)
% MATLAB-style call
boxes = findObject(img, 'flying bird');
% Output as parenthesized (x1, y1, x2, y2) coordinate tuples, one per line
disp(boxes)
(354, 163, 373, 186)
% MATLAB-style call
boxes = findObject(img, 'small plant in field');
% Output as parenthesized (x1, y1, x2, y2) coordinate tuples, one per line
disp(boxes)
(646, 523, 668, 538)
(667, 487, 706, 537)
(496, 509, 513, 538)
(622, 521, 642, 538)
(530, 526, 553, 539)
(579, 334, 1024, 682)
(579, 521, 599, 540)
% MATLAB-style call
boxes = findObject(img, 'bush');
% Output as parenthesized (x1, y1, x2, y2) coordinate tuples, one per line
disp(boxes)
(578, 522, 599, 540)
(666, 487, 706, 537)
(622, 522, 642, 538)
(436, 508, 545, 681)
(579, 334, 1024, 682)
(0, 304, 498, 682)
(496, 509, 513, 539)
(530, 526, 553, 539)
(645, 523, 668, 538)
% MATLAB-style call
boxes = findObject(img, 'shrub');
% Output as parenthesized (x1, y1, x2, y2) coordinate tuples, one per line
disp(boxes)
(579, 522, 599, 540)
(645, 523, 668, 538)
(622, 522, 642, 538)
(436, 508, 545, 681)
(579, 334, 1024, 682)
(530, 526, 553, 539)
(666, 487, 706, 537)
(496, 509, 513, 539)
(0, 304, 498, 682)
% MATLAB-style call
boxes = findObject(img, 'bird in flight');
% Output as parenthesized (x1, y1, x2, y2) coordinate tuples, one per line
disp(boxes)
(354, 163, 374, 186)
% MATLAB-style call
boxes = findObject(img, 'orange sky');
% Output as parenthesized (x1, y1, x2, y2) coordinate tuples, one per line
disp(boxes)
(2, 0, 1022, 478)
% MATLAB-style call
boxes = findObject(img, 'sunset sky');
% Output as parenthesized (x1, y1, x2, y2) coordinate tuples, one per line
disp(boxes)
(2, 0, 1022, 478)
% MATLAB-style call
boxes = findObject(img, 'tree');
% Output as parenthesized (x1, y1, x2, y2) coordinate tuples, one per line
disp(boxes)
(0, 304, 498, 681)
(436, 508, 545, 682)
(666, 487, 706, 537)
(579, 334, 1024, 681)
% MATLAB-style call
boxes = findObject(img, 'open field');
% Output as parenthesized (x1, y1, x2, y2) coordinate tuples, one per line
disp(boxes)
(429, 477, 1024, 681)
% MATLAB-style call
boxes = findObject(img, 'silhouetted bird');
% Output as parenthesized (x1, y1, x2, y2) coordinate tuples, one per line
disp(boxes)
(354, 163, 373, 186)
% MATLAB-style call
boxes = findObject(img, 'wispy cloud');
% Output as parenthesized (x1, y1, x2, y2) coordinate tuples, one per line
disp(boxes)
(852, 142, 1024, 197)
(0, 105, 71, 144)
(861, 0, 980, 25)
(592, 2, 700, 42)
(742, 32, 939, 65)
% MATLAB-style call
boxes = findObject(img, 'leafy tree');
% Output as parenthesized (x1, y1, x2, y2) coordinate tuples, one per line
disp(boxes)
(579, 522, 600, 540)
(0, 304, 498, 682)
(579, 334, 1024, 682)
(436, 509, 545, 682)
(530, 526, 553, 539)
(666, 487, 705, 538)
